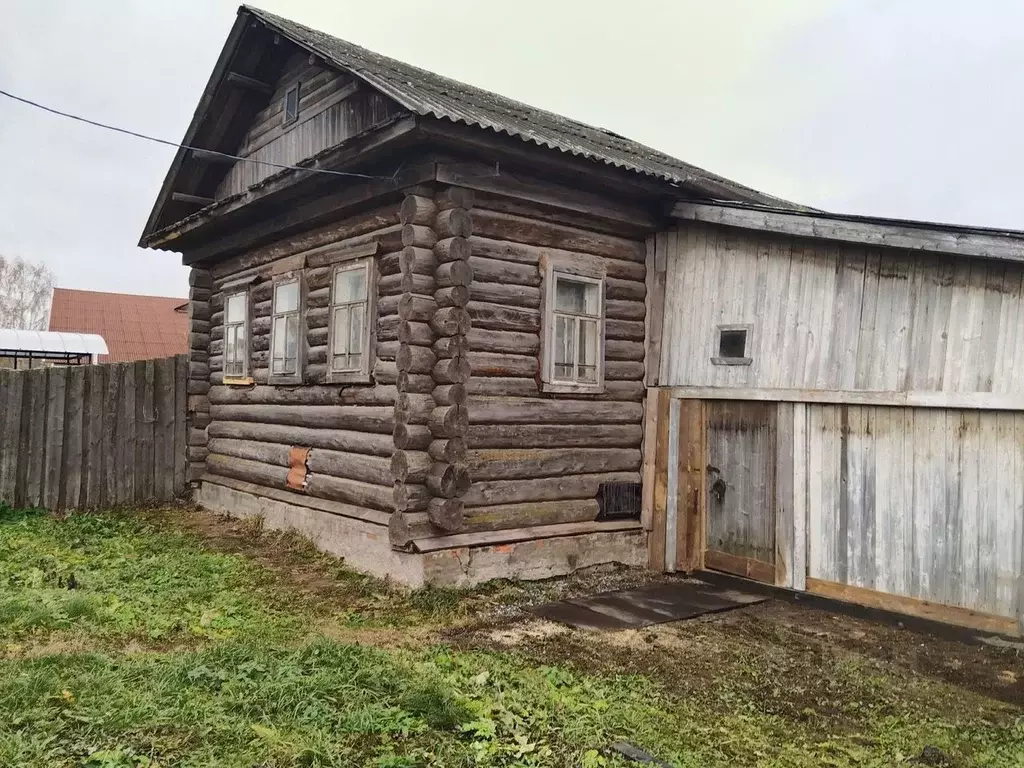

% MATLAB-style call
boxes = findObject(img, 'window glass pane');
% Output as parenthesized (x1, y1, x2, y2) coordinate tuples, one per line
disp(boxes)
(285, 315, 299, 372)
(275, 281, 299, 313)
(225, 326, 236, 363)
(272, 316, 287, 372)
(349, 305, 364, 355)
(553, 314, 575, 379)
(333, 307, 350, 357)
(226, 294, 246, 323)
(554, 276, 598, 316)
(578, 319, 598, 382)
(334, 266, 367, 303)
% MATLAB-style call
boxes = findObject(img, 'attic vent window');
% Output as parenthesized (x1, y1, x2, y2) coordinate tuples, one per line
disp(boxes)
(283, 83, 300, 125)
(712, 325, 753, 366)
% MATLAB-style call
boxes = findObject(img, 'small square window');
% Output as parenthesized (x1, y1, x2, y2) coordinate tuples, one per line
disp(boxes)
(712, 325, 753, 366)
(283, 83, 300, 125)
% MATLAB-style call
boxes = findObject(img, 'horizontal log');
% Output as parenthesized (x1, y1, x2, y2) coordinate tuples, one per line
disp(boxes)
(433, 335, 469, 360)
(468, 397, 643, 424)
(389, 511, 415, 549)
(436, 187, 474, 211)
(466, 328, 539, 355)
(189, 269, 213, 288)
(433, 237, 472, 263)
(207, 438, 291, 467)
(463, 471, 639, 507)
(470, 282, 541, 308)
(399, 294, 437, 322)
(471, 209, 645, 261)
(376, 341, 399, 361)
(402, 246, 438, 276)
(396, 344, 436, 375)
(189, 361, 210, 380)
(469, 256, 540, 286)
(606, 299, 646, 321)
(305, 473, 393, 512)
(466, 377, 539, 397)
(429, 404, 469, 438)
(393, 422, 432, 450)
(469, 351, 538, 378)
(427, 498, 464, 532)
(430, 306, 471, 336)
(379, 272, 435, 296)
(435, 260, 473, 288)
(307, 286, 330, 309)
(385, 319, 434, 346)
(606, 339, 645, 361)
(307, 306, 329, 329)
(207, 454, 289, 489)
(208, 384, 396, 406)
(435, 285, 470, 308)
(466, 448, 641, 480)
(396, 392, 435, 423)
(427, 463, 472, 499)
(606, 319, 645, 341)
(466, 236, 643, 279)
(393, 482, 431, 513)
(428, 438, 466, 464)
(605, 276, 646, 301)
(402, 224, 438, 249)
(391, 450, 432, 484)
(374, 223, 414, 253)
(604, 380, 645, 401)
(463, 499, 600, 533)
(188, 380, 211, 396)
(305, 267, 331, 290)
(432, 383, 467, 407)
(400, 194, 437, 225)
(606, 360, 645, 381)
(306, 448, 393, 486)
(432, 357, 472, 385)
(372, 360, 434, 392)
(435, 208, 472, 239)
(208, 420, 394, 457)
(465, 423, 643, 448)
(466, 301, 539, 332)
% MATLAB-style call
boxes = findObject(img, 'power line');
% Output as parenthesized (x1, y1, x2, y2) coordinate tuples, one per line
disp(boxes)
(0, 88, 395, 182)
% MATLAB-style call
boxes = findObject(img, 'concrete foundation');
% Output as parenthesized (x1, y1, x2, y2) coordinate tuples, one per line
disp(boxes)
(198, 479, 648, 588)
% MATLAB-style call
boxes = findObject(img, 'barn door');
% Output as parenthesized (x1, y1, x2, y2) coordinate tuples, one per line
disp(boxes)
(704, 402, 777, 583)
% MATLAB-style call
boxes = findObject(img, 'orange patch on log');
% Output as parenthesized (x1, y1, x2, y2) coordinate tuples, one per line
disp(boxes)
(287, 446, 311, 490)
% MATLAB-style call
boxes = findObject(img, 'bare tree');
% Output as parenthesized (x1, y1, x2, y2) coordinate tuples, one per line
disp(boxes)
(0, 255, 55, 330)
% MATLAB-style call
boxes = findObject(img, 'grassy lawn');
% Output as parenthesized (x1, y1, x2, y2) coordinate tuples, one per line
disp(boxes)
(0, 504, 1021, 767)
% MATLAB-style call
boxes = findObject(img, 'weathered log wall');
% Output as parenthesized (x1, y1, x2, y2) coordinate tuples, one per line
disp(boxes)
(458, 194, 648, 533)
(203, 203, 404, 514)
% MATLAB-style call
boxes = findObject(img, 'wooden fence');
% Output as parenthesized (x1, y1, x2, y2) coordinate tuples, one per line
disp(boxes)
(0, 355, 187, 511)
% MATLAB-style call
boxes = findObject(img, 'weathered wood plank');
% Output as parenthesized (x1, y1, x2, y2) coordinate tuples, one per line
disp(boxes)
(62, 366, 86, 510)
(25, 369, 48, 508)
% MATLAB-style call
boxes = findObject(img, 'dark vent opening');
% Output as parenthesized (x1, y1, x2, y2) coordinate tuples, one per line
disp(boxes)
(719, 329, 747, 359)
(596, 482, 642, 521)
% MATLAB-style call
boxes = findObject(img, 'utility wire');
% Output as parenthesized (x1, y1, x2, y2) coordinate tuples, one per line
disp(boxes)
(0, 88, 396, 182)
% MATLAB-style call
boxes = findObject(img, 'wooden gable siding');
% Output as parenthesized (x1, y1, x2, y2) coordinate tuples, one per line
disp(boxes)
(658, 222, 1024, 395)
(216, 52, 405, 199)
(460, 194, 647, 533)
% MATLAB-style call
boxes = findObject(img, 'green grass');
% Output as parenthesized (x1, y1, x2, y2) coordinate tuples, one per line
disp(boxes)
(0, 504, 1021, 767)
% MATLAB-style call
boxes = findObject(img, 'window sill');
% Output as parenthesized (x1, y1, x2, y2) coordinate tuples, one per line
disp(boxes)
(223, 376, 255, 386)
(541, 381, 605, 396)
(268, 374, 303, 386)
(711, 357, 753, 367)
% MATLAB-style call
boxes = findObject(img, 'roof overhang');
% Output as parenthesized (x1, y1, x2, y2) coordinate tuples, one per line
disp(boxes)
(672, 201, 1024, 263)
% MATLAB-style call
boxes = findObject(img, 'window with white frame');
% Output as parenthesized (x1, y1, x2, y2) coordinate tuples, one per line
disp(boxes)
(547, 272, 604, 388)
(283, 83, 300, 125)
(270, 280, 301, 379)
(330, 260, 371, 377)
(224, 291, 248, 379)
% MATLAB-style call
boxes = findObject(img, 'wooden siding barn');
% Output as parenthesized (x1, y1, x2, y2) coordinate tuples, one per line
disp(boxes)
(644, 203, 1024, 635)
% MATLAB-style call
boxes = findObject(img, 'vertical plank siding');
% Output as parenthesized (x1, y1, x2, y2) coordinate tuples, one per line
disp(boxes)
(804, 403, 1023, 620)
(0, 355, 187, 511)
(660, 222, 1024, 396)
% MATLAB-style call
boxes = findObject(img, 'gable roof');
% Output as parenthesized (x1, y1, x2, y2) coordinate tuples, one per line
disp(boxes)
(48, 288, 188, 363)
(244, 6, 782, 205)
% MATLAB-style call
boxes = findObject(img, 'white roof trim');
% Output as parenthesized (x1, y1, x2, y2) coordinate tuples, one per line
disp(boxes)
(672, 202, 1024, 262)
(0, 329, 108, 356)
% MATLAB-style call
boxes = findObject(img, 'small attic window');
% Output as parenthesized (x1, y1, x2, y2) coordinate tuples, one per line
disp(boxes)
(712, 324, 753, 366)
(283, 83, 300, 125)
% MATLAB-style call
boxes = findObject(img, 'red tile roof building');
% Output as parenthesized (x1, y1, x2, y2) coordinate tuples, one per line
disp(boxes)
(48, 288, 188, 363)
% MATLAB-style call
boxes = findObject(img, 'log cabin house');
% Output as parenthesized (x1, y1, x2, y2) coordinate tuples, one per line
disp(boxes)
(143, 6, 1024, 633)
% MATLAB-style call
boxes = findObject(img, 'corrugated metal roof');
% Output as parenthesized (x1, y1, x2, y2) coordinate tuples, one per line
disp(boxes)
(0, 329, 108, 356)
(244, 5, 786, 205)
(48, 288, 188, 363)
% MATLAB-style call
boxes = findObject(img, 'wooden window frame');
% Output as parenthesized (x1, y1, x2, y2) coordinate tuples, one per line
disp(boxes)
(711, 323, 754, 366)
(283, 82, 300, 125)
(327, 258, 375, 384)
(268, 275, 305, 386)
(540, 258, 606, 395)
(222, 289, 252, 385)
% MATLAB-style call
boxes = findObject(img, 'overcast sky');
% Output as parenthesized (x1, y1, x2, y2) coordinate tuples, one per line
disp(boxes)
(1, 1, 1022, 299)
